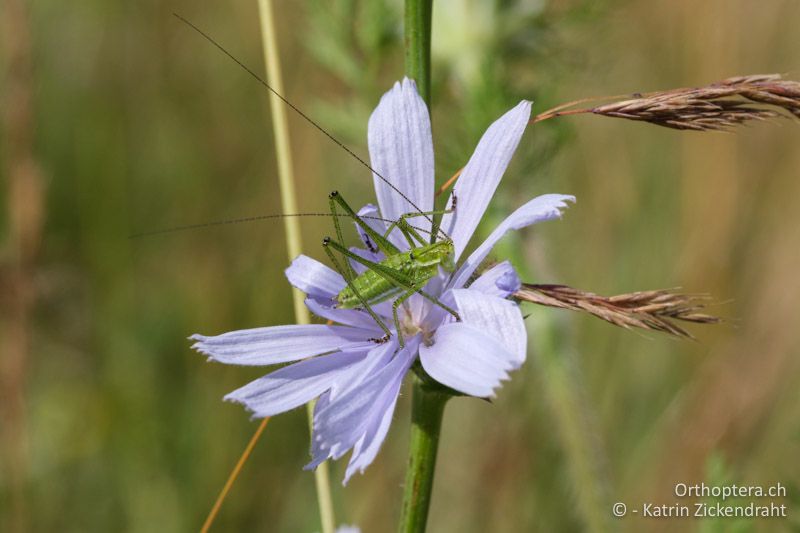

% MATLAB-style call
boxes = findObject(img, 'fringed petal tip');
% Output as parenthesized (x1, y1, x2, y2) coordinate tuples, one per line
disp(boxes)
(479, 373, 511, 400)
(550, 194, 576, 215)
(189, 341, 216, 363)
(342, 465, 366, 486)
(217, 392, 260, 420)
(189, 334, 220, 362)
(303, 447, 335, 474)
(449, 193, 579, 290)
(222, 392, 294, 422)
(304, 435, 334, 472)
(303, 453, 357, 485)
(190, 340, 229, 365)
(400, 76, 418, 92)
(188, 334, 213, 356)
(222, 387, 251, 404)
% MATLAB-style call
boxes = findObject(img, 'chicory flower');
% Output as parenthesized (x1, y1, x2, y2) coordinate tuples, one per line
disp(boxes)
(191, 78, 574, 483)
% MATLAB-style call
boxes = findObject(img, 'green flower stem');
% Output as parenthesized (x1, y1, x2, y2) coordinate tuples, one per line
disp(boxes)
(398, 376, 449, 533)
(404, 0, 433, 106)
(399, 3, 444, 532)
(257, 2, 335, 532)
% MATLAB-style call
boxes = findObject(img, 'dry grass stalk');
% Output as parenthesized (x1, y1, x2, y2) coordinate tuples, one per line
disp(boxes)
(515, 284, 721, 338)
(536, 74, 800, 131)
(2, 0, 45, 530)
(436, 75, 799, 198)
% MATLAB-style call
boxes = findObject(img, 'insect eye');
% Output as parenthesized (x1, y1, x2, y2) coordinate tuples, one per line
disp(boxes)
(322, 237, 331, 245)
(409, 252, 415, 260)
(328, 190, 339, 198)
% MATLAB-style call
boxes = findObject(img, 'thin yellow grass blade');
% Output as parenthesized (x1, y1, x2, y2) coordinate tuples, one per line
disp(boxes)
(200, 418, 270, 533)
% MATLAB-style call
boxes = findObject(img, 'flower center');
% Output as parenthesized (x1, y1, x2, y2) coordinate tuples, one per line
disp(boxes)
(398, 312, 422, 339)
(396, 307, 439, 347)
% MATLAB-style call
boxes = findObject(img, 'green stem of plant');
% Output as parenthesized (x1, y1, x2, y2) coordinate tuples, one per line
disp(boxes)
(398, 376, 449, 533)
(404, 0, 433, 106)
(398, 2, 443, 532)
(257, 2, 336, 533)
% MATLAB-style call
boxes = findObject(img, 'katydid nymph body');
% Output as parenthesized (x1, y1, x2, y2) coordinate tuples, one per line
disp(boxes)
(160, 16, 463, 348)
(322, 191, 460, 347)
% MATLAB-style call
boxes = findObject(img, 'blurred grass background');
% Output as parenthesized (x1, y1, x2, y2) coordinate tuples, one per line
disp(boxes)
(2, 0, 799, 531)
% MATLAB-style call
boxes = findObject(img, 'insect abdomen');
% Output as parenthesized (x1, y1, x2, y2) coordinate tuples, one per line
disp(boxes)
(337, 270, 402, 309)
(335, 257, 438, 310)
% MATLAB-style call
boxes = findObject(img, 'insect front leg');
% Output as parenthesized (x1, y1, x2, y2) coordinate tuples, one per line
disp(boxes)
(383, 208, 454, 247)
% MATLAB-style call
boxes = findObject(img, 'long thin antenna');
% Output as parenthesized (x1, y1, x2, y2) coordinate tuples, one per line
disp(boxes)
(129, 212, 433, 239)
(172, 13, 435, 229)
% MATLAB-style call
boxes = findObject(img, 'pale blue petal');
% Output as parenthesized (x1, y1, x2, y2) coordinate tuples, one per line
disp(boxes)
(224, 350, 368, 417)
(307, 340, 416, 470)
(306, 341, 398, 469)
(368, 78, 434, 247)
(348, 204, 385, 275)
(339, 341, 409, 483)
(412, 272, 463, 331)
(467, 260, 520, 298)
(285, 255, 345, 301)
(311, 287, 395, 332)
(348, 246, 376, 276)
(304, 298, 378, 329)
(330, 340, 398, 401)
(451, 289, 526, 367)
(191, 325, 375, 366)
(354, 203, 387, 257)
(419, 323, 516, 398)
(343, 390, 398, 484)
(306, 389, 332, 466)
(440, 101, 532, 260)
(449, 194, 575, 290)
(306, 393, 332, 471)
(316, 345, 411, 449)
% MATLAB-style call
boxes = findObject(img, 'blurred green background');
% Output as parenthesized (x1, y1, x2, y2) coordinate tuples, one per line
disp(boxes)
(2, 0, 799, 531)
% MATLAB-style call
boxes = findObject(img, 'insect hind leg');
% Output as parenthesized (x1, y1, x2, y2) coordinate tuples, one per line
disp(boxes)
(322, 237, 392, 342)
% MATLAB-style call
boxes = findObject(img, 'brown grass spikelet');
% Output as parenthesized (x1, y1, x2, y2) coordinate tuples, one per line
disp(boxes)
(534, 74, 800, 131)
(515, 284, 721, 338)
